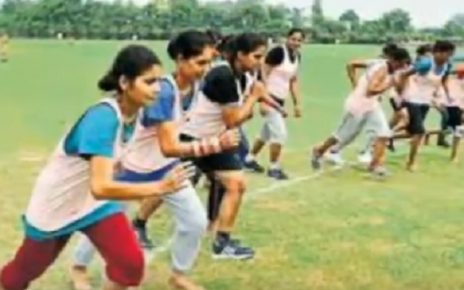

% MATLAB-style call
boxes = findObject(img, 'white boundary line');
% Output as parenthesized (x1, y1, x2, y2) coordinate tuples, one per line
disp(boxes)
(248, 162, 357, 199)
(148, 164, 349, 258)
(248, 170, 326, 197)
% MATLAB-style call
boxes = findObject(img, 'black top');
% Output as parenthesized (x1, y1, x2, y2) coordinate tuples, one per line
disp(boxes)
(265, 45, 301, 66)
(202, 65, 248, 105)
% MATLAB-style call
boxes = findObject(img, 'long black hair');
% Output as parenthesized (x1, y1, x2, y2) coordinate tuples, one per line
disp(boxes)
(226, 32, 266, 63)
(98, 45, 161, 92)
(167, 30, 214, 60)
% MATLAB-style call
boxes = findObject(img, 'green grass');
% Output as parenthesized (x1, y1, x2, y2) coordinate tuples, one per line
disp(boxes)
(1, 40, 464, 290)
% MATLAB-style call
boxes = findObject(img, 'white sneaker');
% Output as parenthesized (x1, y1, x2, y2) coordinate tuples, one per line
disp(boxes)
(456, 125, 464, 138)
(358, 152, 372, 165)
(325, 151, 345, 166)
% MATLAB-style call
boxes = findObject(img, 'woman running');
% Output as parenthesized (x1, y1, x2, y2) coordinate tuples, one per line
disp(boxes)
(180, 32, 270, 259)
(414, 44, 453, 148)
(326, 43, 400, 166)
(203, 34, 283, 235)
(246, 28, 305, 180)
(440, 63, 464, 162)
(399, 40, 455, 171)
(0, 32, 9, 63)
(0, 45, 193, 290)
(70, 31, 239, 290)
(311, 47, 411, 177)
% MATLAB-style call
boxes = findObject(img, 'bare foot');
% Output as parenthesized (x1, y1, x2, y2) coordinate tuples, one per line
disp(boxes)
(70, 265, 92, 290)
(169, 274, 205, 290)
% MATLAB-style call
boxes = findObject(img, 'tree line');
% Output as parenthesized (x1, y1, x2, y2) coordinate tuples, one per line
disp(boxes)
(0, 0, 463, 43)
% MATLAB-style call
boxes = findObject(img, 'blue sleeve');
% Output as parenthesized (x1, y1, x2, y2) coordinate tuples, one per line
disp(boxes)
(64, 103, 119, 158)
(414, 57, 432, 72)
(446, 62, 452, 75)
(142, 80, 175, 127)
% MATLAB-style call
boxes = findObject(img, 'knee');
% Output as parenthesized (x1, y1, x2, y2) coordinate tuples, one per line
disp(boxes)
(107, 249, 145, 287)
(226, 178, 246, 195)
(272, 133, 287, 145)
(180, 211, 208, 237)
(1, 263, 30, 290)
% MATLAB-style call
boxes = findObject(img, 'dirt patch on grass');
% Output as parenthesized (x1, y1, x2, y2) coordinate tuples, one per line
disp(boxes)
(306, 269, 328, 288)
(254, 199, 298, 212)
(347, 216, 386, 227)
(18, 150, 46, 163)
(337, 241, 357, 251)
(322, 218, 349, 229)
(366, 216, 385, 226)
(368, 239, 395, 255)
(305, 269, 344, 289)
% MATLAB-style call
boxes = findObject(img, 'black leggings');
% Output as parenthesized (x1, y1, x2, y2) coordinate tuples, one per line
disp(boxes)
(405, 103, 430, 135)
(438, 106, 450, 131)
(207, 176, 226, 222)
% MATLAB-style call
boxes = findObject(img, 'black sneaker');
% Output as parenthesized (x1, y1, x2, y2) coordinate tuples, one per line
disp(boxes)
(387, 139, 396, 152)
(310, 149, 322, 171)
(267, 168, 289, 180)
(133, 225, 155, 250)
(244, 160, 265, 173)
(437, 138, 451, 148)
(212, 239, 255, 260)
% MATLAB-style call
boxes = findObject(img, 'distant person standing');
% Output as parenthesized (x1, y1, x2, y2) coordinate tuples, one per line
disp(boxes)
(0, 32, 9, 63)
(246, 28, 305, 180)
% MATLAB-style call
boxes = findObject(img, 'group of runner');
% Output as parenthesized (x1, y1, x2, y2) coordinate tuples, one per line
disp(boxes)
(1, 28, 463, 290)
(311, 41, 464, 175)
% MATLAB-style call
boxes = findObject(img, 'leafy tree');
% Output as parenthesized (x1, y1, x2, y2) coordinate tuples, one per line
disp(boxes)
(339, 9, 360, 31)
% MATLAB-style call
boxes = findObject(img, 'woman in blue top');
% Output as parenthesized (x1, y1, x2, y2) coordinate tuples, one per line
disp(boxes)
(71, 31, 239, 290)
(0, 45, 193, 290)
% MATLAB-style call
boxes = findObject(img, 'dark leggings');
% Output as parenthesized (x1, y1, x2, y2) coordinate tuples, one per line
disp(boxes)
(439, 106, 450, 131)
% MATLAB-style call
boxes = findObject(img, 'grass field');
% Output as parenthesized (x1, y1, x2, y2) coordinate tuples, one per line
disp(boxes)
(1, 40, 464, 290)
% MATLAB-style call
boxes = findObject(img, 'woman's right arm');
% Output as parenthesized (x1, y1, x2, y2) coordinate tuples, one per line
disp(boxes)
(221, 81, 267, 127)
(90, 157, 193, 200)
(73, 104, 193, 200)
(346, 59, 368, 88)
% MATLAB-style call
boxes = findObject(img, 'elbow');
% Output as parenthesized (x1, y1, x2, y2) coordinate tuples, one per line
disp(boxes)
(163, 149, 178, 158)
(160, 143, 179, 158)
(225, 119, 241, 128)
(346, 63, 357, 72)
(366, 88, 380, 96)
(91, 181, 112, 200)
(223, 115, 241, 128)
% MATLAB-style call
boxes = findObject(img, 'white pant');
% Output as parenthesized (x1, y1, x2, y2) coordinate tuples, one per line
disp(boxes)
(259, 108, 287, 144)
(334, 105, 391, 150)
(73, 184, 207, 273)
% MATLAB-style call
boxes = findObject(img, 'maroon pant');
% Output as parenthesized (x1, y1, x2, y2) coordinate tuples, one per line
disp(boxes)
(1, 213, 144, 290)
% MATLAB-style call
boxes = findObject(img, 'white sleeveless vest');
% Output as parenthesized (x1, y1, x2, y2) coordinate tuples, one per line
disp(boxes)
(404, 60, 450, 104)
(444, 78, 464, 108)
(122, 75, 199, 173)
(25, 97, 130, 232)
(266, 45, 299, 100)
(181, 63, 254, 138)
(345, 61, 392, 116)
